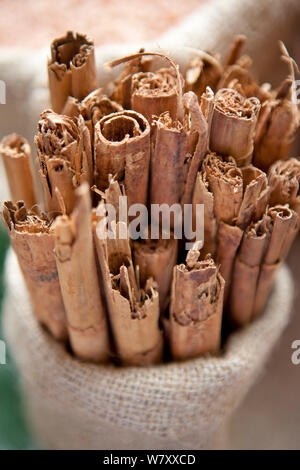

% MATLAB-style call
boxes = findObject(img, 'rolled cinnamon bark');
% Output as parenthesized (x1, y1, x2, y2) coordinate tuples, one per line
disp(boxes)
(93, 212, 162, 366)
(216, 222, 243, 303)
(201, 153, 243, 224)
(192, 171, 217, 258)
(215, 165, 269, 303)
(111, 52, 152, 109)
(268, 158, 300, 216)
(54, 183, 110, 362)
(131, 68, 181, 124)
(2, 201, 67, 341)
(0, 134, 37, 209)
(35, 110, 93, 215)
(253, 43, 300, 171)
(94, 110, 150, 207)
(210, 88, 260, 167)
(253, 205, 300, 318)
(192, 153, 243, 258)
(229, 216, 270, 326)
(133, 238, 178, 312)
(48, 31, 98, 113)
(62, 89, 122, 142)
(253, 79, 300, 171)
(107, 51, 185, 122)
(236, 165, 270, 229)
(185, 51, 222, 99)
(169, 250, 225, 361)
(150, 113, 187, 208)
(180, 91, 210, 206)
(148, 91, 209, 212)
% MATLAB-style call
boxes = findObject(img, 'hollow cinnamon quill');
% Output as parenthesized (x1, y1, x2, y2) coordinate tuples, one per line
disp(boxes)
(150, 91, 209, 212)
(2, 201, 67, 341)
(48, 31, 98, 113)
(253, 44, 300, 171)
(229, 216, 270, 326)
(131, 67, 180, 124)
(62, 88, 122, 143)
(111, 51, 152, 109)
(0, 134, 37, 209)
(133, 238, 178, 312)
(253, 205, 300, 318)
(268, 157, 300, 216)
(94, 110, 150, 207)
(192, 153, 243, 258)
(169, 249, 225, 361)
(192, 153, 269, 300)
(210, 88, 260, 167)
(93, 210, 162, 366)
(216, 165, 269, 301)
(54, 183, 110, 362)
(35, 110, 93, 215)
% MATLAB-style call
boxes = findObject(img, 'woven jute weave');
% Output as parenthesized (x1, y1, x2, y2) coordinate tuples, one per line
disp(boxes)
(2, 249, 293, 449)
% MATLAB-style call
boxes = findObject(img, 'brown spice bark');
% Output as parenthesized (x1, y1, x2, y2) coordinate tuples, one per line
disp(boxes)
(210, 88, 260, 167)
(2, 201, 67, 341)
(54, 184, 110, 362)
(94, 110, 150, 207)
(0, 134, 37, 209)
(35, 110, 93, 215)
(169, 250, 225, 361)
(133, 238, 178, 313)
(268, 158, 300, 216)
(48, 31, 98, 113)
(93, 207, 162, 366)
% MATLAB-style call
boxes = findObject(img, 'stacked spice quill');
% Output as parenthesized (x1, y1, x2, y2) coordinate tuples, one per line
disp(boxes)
(1, 31, 300, 365)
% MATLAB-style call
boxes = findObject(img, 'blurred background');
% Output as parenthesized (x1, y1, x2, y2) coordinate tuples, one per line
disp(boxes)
(0, 0, 299, 450)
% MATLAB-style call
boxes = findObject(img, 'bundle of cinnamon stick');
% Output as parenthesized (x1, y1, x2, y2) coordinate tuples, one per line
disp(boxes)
(1, 31, 299, 365)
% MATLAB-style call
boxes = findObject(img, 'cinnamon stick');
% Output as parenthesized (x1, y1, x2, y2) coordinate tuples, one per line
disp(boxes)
(150, 112, 187, 208)
(2, 201, 67, 341)
(229, 216, 270, 326)
(133, 238, 178, 312)
(210, 88, 260, 167)
(236, 165, 270, 229)
(111, 51, 152, 109)
(253, 80, 300, 171)
(268, 157, 300, 216)
(185, 50, 222, 99)
(0, 134, 37, 209)
(253, 205, 300, 318)
(131, 67, 180, 124)
(93, 209, 163, 366)
(216, 222, 243, 303)
(94, 110, 150, 207)
(192, 153, 243, 258)
(169, 249, 225, 361)
(253, 44, 300, 171)
(54, 183, 110, 362)
(48, 31, 98, 113)
(150, 91, 209, 212)
(180, 91, 210, 206)
(62, 89, 122, 143)
(215, 163, 269, 301)
(35, 110, 93, 215)
(107, 51, 185, 122)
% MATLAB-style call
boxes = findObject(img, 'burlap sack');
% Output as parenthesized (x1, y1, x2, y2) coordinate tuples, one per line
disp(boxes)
(2, 248, 293, 450)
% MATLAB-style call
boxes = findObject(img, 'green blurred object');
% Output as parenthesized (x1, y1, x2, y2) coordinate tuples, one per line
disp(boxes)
(0, 221, 37, 449)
